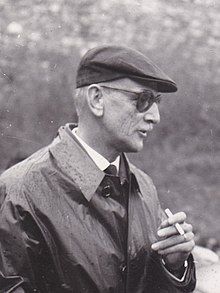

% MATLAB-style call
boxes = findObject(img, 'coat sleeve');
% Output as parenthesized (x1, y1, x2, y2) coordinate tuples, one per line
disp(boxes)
(0, 186, 64, 293)
(134, 167, 196, 292)
(160, 253, 196, 292)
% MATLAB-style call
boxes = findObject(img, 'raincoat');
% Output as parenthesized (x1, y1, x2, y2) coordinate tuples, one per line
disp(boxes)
(0, 124, 196, 293)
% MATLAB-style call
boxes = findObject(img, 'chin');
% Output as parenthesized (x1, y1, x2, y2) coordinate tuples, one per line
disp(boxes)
(114, 137, 144, 154)
(123, 142, 144, 153)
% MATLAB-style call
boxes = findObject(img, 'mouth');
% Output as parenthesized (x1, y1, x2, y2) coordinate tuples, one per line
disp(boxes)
(137, 125, 153, 137)
(138, 130, 147, 137)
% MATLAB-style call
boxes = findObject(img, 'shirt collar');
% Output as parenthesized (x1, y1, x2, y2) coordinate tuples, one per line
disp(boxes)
(72, 127, 120, 174)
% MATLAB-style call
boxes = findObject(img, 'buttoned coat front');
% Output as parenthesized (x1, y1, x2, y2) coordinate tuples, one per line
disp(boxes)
(0, 124, 196, 293)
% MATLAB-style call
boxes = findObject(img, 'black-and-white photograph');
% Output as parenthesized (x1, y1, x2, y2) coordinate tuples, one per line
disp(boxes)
(0, 1, 219, 292)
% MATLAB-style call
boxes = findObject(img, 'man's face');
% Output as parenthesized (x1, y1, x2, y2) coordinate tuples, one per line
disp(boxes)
(101, 78, 161, 154)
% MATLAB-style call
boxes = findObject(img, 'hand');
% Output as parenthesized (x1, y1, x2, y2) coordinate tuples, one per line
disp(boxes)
(151, 211, 195, 271)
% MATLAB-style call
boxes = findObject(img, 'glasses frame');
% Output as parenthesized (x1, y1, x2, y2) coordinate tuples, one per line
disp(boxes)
(100, 85, 161, 113)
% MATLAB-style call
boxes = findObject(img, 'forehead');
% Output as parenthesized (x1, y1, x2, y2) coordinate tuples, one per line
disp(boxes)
(101, 77, 158, 93)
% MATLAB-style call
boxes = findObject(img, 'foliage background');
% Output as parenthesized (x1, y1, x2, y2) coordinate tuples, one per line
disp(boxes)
(0, 0, 220, 246)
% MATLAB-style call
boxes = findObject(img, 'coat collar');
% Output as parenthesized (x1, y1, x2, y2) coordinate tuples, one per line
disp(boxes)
(49, 123, 139, 201)
(49, 124, 105, 201)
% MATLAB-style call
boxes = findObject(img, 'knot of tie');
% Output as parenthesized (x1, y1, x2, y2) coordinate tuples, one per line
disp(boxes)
(104, 164, 117, 176)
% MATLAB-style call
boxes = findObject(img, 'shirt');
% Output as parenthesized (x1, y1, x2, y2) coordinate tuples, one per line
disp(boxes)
(72, 126, 120, 174)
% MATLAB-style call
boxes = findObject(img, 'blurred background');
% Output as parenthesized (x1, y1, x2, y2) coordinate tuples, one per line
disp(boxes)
(0, 0, 219, 252)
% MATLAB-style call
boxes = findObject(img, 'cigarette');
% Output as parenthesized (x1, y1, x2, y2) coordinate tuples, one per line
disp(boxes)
(164, 208, 185, 235)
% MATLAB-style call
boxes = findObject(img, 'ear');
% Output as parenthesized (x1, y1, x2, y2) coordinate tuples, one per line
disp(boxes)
(86, 84, 104, 117)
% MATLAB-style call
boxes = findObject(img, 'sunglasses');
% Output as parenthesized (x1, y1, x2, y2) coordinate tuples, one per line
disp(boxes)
(100, 86, 161, 112)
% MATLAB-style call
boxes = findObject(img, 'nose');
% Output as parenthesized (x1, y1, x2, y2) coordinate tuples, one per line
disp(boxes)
(143, 103, 160, 124)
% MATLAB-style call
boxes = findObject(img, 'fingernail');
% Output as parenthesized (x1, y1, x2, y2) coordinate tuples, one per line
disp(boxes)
(157, 230, 164, 237)
(151, 243, 157, 250)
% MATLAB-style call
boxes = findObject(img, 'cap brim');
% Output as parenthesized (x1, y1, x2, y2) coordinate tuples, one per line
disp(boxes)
(130, 76, 178, 93)
(76, 72, 178, 93)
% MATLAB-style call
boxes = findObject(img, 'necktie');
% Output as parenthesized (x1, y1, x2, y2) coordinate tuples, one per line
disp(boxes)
(104, 164, 117, 176)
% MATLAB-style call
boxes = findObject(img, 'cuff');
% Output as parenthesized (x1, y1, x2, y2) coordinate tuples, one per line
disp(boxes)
(162, 258, 188, 282)
(160, 254, 196, 292)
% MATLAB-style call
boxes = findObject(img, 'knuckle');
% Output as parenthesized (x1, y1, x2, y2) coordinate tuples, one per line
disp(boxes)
(187, 247, 192, 253)
(188, 240, 195, 250)
(186, 245, 192, 252)
(186, 223, 193, 231)
(188, 232, 194, 239)
(180, 211, 187, 219)
(183, 240, 195, 252)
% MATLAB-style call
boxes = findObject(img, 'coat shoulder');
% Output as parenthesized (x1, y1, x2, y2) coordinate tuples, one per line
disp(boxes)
(0, 145, 51, 205)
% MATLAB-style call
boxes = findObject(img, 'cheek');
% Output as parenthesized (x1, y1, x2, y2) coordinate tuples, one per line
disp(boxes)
(118, 111, 137, 136)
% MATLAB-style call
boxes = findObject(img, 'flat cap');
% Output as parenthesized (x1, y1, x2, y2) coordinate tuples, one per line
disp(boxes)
(76, 45, 177, 93)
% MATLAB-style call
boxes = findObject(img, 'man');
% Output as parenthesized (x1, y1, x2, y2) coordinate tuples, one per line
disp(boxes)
(0, 45, 196, 292)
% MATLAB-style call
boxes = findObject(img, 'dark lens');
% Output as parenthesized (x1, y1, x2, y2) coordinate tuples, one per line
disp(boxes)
(137, 91, 153, 112)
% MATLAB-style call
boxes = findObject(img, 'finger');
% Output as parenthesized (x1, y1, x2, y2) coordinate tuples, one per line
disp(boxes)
(160, 212, 187, 228)
(152, 231, 194, 251)
(158, 239, 195, 255)
(157, 223, 193, 238)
